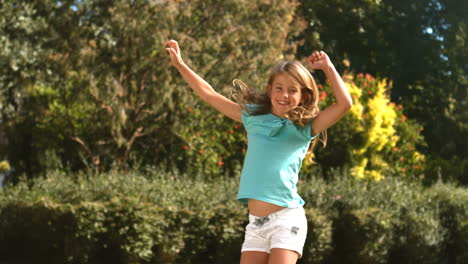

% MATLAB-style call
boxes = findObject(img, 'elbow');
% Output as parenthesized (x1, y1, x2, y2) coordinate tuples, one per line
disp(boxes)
(343, 98, 353, 111)
(335, 100, 352, 116)
(348, 98, 354, 109)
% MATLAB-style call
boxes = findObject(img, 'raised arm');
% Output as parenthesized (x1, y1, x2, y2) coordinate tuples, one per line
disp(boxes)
(165, 40, 242, 122)
(309, 51, 353, 134)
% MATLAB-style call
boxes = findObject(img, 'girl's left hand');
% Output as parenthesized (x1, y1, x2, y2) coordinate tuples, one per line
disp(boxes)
(165, 39, 184, 67)
(308, 51, 333, 71)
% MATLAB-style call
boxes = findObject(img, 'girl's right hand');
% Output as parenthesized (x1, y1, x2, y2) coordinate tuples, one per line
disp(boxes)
(308, 51, 333, 71)
(165, 40, 184, 67)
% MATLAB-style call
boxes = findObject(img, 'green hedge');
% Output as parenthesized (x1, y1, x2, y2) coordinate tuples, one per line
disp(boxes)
(0, 171, 467, 263)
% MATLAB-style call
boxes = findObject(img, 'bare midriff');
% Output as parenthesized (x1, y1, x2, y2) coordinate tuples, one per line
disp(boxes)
(248, 199, 285, 217)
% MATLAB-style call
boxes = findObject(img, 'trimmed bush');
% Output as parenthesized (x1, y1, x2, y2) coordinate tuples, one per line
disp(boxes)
(426, 182, 468, 264)
(331, 207, 394, 264)
(301, 208, 333, 264)
(300, 174, 466, 264)
(0, 172, 245, 263)
(389, 207, 446, 264)
(0, 171, 467, 263)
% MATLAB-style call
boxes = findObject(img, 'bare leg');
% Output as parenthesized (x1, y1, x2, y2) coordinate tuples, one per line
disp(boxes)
(268, 248, 299, 264)
(240, 251, 269, 264)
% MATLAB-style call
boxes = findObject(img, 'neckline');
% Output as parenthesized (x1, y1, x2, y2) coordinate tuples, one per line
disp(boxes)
(269, 113, 288, 121)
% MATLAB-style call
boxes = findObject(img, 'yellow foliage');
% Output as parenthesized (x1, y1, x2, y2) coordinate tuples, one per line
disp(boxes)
(367, 92, 398, 150)
(367, 170, 385, 181)
(347, 83, 365, 134)
(350, 157, 384, 181)
(0, 161, 11, 172)
(304, 73, 426, 180)
(351, 158, 367, 179)
(412, 151, 426, 165)
(346, 76, 399, 180)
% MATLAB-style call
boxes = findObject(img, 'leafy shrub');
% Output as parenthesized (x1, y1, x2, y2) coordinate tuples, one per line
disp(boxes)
(300, 174, 459, 264)
(0, 171, 245, 263)
(331, 207, 393, 264)
(301, 208, 333, 264)
(304, 73, 426, 181)
(174, 105, 246, 178)
(389, 206, 445, 264)
(1, 171, 467, 263)
(426, 182, 468, 263)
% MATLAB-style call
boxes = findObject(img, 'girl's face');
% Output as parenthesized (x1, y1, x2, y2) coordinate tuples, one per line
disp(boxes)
(268, 73, 304, 118)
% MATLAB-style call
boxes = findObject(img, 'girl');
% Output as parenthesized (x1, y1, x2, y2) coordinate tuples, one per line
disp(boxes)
(165, 40, 352, 264)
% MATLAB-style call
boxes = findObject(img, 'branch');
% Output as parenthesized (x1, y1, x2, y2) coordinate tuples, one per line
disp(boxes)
(123, 126, 145, 162)
(71, 136, 92, 156)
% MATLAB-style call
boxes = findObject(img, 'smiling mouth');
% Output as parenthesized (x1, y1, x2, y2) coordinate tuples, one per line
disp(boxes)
(277, 100, 290, 105)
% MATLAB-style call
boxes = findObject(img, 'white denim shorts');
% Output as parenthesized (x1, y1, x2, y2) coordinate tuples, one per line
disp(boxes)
(241, 206, 308, 257)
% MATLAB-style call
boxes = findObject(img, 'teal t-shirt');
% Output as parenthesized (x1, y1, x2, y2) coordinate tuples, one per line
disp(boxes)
(237, 109, 318, 208)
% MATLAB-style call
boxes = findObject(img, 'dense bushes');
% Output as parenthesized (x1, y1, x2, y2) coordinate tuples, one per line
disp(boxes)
(0, 171, 466, 263)
(0, 171, 244, 263)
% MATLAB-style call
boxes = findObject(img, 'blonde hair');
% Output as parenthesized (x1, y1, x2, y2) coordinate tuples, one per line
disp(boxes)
(232, 61, 327, 161)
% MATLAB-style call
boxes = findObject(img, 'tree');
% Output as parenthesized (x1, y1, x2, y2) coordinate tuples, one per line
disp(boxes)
(0, 0, 80, 174)
(0, 0, 303, 176)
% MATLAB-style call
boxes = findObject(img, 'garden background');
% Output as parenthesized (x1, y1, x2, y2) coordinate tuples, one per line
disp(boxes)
(0, 0, 466, 263)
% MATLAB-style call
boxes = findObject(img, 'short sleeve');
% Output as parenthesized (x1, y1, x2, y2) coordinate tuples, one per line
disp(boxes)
(241, 110, 251, 127)
(241, 104, 259, 127)
(305, 120, 319, 140)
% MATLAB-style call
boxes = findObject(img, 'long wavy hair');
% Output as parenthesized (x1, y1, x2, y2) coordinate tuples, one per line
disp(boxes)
(232, 61, 327, 161)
